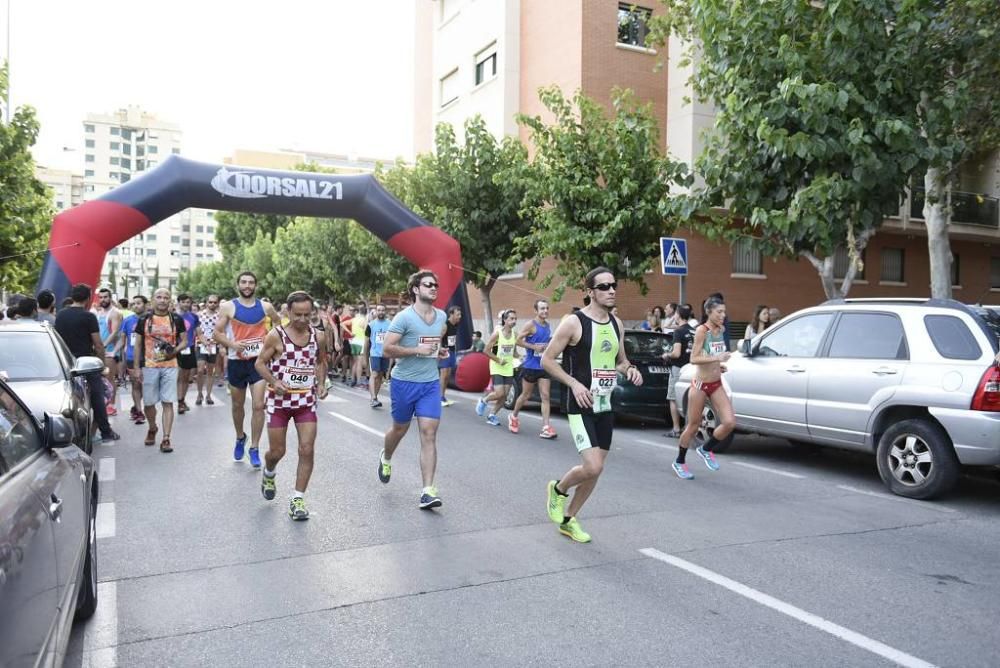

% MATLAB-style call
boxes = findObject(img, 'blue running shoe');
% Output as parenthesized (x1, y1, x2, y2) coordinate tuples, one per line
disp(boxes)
(672, 462, 695, 480)
(233, 433, 247, 461)
(486, 414, 500, 427)
(248, 447, 262, 469)
(696, 446, 720, 471)
(476, 397, 488, 417)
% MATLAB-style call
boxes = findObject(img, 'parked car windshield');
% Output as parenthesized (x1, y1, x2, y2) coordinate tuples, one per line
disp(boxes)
(0, 332, 65, 382)
(623, 331, 671, 359)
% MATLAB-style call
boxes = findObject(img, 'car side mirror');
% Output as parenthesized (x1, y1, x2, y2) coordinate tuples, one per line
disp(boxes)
(44, 413, 76, 448)
(740, 339, 753, 357)
(71, 356, 104, 377)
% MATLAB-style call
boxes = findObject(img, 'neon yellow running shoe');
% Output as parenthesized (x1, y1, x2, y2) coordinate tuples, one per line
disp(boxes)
(378, 449, 391, 484)
(261, 473, 276, 500)
(559, 517, 591, 543)
(289, 497, 309, 520)
(546, 480, 565, 524)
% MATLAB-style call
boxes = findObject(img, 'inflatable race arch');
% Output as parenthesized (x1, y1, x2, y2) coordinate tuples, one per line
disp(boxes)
(37, 156, 473, 348)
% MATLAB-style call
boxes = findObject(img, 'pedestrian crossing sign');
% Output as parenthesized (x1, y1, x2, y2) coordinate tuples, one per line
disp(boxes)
(660, 237, 688, 276)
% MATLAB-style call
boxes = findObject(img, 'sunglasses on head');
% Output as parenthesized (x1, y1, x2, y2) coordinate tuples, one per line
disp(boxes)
(421, 282, 439, 289)
(592, 282, 617, 291)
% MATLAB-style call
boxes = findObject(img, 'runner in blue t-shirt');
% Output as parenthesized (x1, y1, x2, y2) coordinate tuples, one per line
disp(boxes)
(377, 271, 449, 510)
(121, 295, 148, 424)
(364, 304, 392, 409)
(175, 294, 200, 414)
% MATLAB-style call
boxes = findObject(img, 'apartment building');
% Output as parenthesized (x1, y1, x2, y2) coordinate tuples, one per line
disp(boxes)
(35, 166, 85, 212)
(83, 106, 221, 295)
(415, 0, 1000, 327)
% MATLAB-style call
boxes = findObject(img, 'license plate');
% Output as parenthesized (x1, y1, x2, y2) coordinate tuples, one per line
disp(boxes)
(647, 366, 670, 374)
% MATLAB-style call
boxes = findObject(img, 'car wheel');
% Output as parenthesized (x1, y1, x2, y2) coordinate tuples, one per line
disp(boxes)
(684, 391, 733, 453)
(504, 382, 517, 410)
(876, 419, 960, 500)
(75, 493, 99, 621)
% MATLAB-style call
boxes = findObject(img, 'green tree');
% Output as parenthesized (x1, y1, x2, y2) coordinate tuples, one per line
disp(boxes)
(0, 61, 53, 292)
(177, 260, 238, 300)
(515, 87, 691, 299)
(149, 264, 160, 292)
(907, 0, 1000, 297)
(214, 211, 294, 259)
(394, 116, 534, 330)
(107, 261, 117, 292)
(649, 1, 926, 299)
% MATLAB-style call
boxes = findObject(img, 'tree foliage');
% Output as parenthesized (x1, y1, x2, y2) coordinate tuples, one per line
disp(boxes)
(0, 61, 53, 293)
(908, 0, 1000, 297)
(649, 0, 928, 298)
(379, 116, 533, 328)
(515, 87, 691, 299)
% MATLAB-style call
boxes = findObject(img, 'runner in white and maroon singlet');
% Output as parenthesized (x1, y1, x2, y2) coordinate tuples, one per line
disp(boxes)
(254, 291, 328, 520)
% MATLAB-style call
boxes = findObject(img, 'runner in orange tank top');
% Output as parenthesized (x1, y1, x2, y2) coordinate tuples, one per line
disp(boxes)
(214, 271, 282, 469)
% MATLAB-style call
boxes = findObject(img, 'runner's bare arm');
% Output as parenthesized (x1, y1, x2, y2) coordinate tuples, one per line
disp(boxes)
(254, 330, 287, 392)
(383, 331, 435, 358)
(316, 331, 329, 399)
(108, 310, 123, 348)
(614, 316, 643, 386)
(483, 330, 502, 364)
(515, 320, 538, 351)
(541, 315, 592, 408)
(213, 302, 237, 350)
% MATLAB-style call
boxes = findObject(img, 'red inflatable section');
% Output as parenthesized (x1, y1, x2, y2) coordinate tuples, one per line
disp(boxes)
(386, 226, 463, 309)
(49, 200, 151, 288)
(455, 352, 491, 392)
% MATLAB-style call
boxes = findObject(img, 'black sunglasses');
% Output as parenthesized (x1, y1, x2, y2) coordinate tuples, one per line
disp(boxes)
(421, 282, 439, 289)
(592, 282, 617, 291)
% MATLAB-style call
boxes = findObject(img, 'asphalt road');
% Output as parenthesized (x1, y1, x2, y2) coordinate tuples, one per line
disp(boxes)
(64, 377, 1000, 667)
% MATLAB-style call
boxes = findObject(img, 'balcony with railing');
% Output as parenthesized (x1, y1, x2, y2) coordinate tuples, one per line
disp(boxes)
(909, 186, 1000, 229)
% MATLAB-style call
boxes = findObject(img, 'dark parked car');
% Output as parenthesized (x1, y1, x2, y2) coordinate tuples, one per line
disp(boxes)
(0, 376, 99, 667)
(0, 321, 103, 455)
(504, 329, 675, 422)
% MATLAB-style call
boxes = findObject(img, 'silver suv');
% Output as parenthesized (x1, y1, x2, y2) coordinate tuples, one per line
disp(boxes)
(676, 299, 1000, 499)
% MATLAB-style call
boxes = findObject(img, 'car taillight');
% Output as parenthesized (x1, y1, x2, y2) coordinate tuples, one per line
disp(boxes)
(970, 365, 1000, 412)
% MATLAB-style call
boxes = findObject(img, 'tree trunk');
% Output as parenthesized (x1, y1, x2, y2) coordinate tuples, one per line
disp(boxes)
(480, 278, 496, 336)
(801, 251, 841, 299)
(923, 166, 953, 299)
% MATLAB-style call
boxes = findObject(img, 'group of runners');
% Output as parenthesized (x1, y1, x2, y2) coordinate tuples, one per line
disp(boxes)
(101, 263, 738, 539)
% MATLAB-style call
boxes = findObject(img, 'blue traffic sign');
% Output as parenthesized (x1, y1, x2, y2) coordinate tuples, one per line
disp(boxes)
(660, 237, 688, 276)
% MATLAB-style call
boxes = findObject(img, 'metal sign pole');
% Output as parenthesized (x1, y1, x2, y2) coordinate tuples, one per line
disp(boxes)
(679, 275, 686, 306)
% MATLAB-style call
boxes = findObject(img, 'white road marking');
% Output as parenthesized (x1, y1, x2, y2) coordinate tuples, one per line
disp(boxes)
(327, 411, 384, 438)
(318, 394, 348, 403)
(635, 438, 678, 452)
(99, 458, 115, 482)
(730, 461, 806, 479)
(96, 503, 116, 539)
(82, 581, 118, 668)
(835, 485, 956, 514)
(640, 549, 937, 668)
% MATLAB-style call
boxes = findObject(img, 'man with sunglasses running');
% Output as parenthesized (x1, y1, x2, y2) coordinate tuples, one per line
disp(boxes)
(377, 270, 450, 509)
(542, 268, 642, 543)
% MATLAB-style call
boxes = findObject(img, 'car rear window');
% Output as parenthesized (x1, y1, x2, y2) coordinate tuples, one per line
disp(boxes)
(0, 332, 65, 381)
(623, 332, 671, 359)
(924, 315, 982, 360)
(828, 312, 908, 360)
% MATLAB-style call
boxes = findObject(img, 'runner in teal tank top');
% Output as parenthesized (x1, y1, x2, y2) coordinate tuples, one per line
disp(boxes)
(539, 267, 643, 544)
(673, 295, 737, 480)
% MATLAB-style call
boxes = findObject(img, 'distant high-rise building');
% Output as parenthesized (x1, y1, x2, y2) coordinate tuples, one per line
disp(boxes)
(35, 166, 85, 212)
(83, 106, 220, 295)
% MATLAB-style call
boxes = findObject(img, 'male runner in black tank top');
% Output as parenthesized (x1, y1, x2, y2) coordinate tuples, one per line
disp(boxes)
(541, 267, 643, 543)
